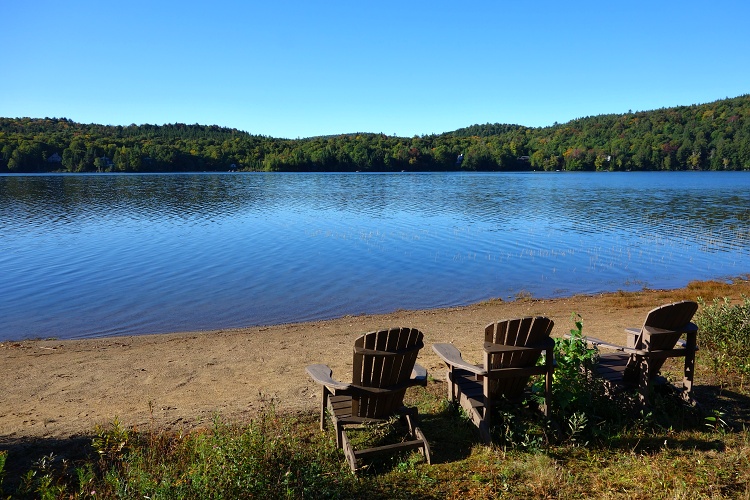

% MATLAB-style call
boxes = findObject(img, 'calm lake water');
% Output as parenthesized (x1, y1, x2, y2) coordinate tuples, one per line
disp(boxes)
(2, 171, 750, 341)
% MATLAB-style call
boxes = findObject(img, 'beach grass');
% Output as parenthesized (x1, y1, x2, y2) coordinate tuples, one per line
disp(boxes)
(3, 370, 749, 499)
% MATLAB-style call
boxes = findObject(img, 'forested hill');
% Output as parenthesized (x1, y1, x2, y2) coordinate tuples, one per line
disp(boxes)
(2, 94, 749, 173)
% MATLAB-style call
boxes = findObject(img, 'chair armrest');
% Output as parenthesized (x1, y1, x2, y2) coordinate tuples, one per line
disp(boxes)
(305, 364, 351, 391)
(580, 336, 648, 356)
(432, 343, 487, 376)
(629, 323, 699, 337)
(411, 363, 427, 383)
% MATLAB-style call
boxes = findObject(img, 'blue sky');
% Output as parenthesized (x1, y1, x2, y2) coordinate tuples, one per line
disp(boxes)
(3, 1, 749, 139)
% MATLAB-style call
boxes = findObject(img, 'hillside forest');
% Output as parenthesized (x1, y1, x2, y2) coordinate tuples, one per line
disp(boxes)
(2, 95, 749, 173)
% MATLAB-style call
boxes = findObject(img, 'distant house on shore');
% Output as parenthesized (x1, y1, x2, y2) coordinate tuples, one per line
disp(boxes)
(95, 156, 115, 171)
(46, 152, 62, 164)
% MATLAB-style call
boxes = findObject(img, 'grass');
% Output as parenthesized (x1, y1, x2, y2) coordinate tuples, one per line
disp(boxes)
(3, 292, 750, 498)
(3, 369, 749, 498)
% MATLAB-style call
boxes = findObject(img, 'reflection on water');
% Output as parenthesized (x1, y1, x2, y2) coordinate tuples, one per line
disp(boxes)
(2, 171, 750, 340)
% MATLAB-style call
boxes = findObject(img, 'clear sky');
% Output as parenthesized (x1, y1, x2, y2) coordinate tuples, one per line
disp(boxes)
(3, 1, 749, 139)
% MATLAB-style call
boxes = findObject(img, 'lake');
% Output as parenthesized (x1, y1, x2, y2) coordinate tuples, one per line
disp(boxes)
(2, 171, 749, 341)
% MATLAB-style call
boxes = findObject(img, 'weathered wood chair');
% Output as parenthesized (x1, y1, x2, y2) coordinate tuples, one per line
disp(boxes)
(583, 300, 699, 404)
(305, 327, 431, 472)
(432, 317, 555, 444)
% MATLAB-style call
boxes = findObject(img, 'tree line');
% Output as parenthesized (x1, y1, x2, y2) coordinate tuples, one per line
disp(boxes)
(2, 94, 749, 173)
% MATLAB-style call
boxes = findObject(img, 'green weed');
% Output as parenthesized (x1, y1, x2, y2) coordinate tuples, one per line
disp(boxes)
(696, 295, 750, 375)
(532, 313, 630, 443)
(1, 382, 748, 499)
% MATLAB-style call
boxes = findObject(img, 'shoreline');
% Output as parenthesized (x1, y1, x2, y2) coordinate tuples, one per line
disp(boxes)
(2, 278, 749, 443)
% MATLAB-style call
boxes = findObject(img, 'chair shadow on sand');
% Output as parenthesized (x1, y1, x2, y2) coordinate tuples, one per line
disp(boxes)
(0, 435, 94, 493)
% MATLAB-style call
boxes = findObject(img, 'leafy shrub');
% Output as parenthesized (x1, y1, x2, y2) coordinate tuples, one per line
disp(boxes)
(534, 313, 633, 443)
(548, 315, 599, 436)
(16, 453, 71, 500)
(488, 314, 606, 448)
(92, 418, 129, 465)
(695, 296, 750, 374)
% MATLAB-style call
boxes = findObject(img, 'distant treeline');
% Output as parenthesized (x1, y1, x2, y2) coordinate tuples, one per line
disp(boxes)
(2, 95, 750, 173)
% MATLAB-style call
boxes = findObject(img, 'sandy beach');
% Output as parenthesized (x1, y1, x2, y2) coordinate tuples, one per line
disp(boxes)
(2, 279, 747, 443)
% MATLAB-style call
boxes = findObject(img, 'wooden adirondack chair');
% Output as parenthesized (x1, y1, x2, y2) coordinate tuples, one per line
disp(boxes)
(305, 327, 431, 472)
(583, 300, 699, 404)
(432, 317, 555, 444)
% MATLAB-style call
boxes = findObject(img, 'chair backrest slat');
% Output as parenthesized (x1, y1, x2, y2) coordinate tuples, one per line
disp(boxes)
(484, 316, 554, 399)
(628, 300, 698, 377)
(352, 327, 424, 418)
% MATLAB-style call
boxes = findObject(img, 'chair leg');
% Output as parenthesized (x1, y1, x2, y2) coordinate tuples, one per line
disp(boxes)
(682, 331, 698, 404)
(340, 429, 358, 472)
(478, 420, 492, 445)
(400, 407, 431, 464)
(638, 358, 650, 404)
(400, 406, 417, 433)
(544, 355, 553, 417)
(682, 339, 697, 404)
(483, 383, 492, 430)
(446, 368, 456, 401)
(333, 418, 344, 449)
(320, 387, 330, 430)
(414, 426, 432, 464)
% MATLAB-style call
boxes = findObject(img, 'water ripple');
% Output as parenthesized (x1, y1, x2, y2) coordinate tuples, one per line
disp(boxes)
(2, 172, 750, 340)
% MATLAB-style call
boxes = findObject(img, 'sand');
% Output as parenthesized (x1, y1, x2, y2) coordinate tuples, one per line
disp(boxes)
(1, 280, 745, 442)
